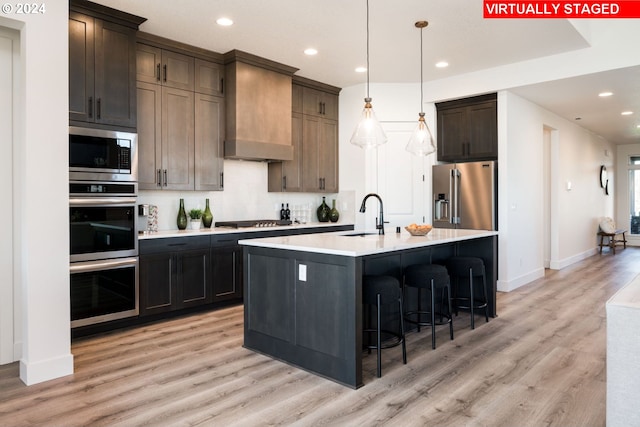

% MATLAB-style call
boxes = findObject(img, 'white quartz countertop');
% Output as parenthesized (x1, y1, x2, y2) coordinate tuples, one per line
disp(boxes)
(239, 228, 498, 257)
(138, 221, 353, 240)
(607, 273, 640, 309)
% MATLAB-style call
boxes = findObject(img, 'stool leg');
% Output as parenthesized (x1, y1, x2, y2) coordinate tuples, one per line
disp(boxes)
(430, 279, 436, 350)
(416, 287, 422, 332)
(376, 294, 382, 378)
(399, 297, 407, 365)
(447, 281, 454, 341)
(599, 235, 604, 254)
(469, 268, 475, 330)
(482, 270, 489, 323)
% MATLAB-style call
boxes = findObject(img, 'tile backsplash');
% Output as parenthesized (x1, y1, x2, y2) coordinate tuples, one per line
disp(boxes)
(137, 160, 354, 231)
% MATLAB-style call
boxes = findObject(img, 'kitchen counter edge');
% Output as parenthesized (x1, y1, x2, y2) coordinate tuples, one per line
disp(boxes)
(239, 228, 498, 257)
(138, 222, 355, 240)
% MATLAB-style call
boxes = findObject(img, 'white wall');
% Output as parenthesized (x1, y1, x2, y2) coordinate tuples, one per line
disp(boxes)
(138, 160, 356, 231)
(0, 27, 16, 365)
(0, 8, 73, 384)
(499, 91, 614, 291)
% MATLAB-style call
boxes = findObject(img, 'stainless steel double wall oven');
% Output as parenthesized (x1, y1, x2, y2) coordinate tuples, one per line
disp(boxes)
(69, 126, 139, 328)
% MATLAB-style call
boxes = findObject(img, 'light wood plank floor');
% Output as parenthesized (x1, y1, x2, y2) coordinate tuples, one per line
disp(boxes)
(2, 248, 639, 426)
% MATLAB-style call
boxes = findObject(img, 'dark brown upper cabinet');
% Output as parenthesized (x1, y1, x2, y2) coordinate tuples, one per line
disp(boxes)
(69, 0, 145, 130)
(436, 93, 497, 162)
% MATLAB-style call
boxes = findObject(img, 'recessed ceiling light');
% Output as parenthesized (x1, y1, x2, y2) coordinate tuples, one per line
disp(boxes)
(598, 91, 613, 97)
(216, 17, 233, 26)
(355, 67, 367, 73)
(622, 111, 634, 116)
(304, 48, 318, 56)
(435, 61, 449, 68)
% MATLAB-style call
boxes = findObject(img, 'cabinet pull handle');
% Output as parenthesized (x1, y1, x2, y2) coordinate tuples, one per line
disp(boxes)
(283, 176, 287, 190)
(322, 102, 326, 115)
(318, 102, 322, 115)
(163, 64, 167, 82)
(88, 96, 93, 118)
(157, 169, 162, 187)
(156, 63, 161, 81)
(96, 98, 101, 119)
(220, 172, 224, 188)
(220, 78, 224, 94)
(164, 169, 168, 186)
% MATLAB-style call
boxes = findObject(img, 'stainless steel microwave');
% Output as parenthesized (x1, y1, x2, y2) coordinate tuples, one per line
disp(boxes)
(69, 126, 138, 182)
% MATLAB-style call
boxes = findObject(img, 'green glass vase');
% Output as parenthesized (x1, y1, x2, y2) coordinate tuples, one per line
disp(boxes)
(317, 197, 330, 222)
(329, 199, 340, 223)
(177, 198, 188, 230)
(202, 198, 213, 228)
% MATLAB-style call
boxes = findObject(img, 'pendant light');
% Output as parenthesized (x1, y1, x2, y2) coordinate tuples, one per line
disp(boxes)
(350, 0, 387, 148)
(406, 21, 436, 156)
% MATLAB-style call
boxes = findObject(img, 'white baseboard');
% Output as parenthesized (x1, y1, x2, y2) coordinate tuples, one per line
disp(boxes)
(497, 267, 545, 292)
(549, 247, 597, 270)
(20, 353, 74, 385)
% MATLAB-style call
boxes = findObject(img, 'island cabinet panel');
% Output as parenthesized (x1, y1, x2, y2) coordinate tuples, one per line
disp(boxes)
(244, 247, 362, 388)
(294, 260, 349, 358)
(245, 253, 293, 341)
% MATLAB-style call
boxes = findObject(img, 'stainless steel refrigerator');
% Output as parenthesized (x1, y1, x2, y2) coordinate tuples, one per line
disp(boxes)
(432, 161, 497, 230)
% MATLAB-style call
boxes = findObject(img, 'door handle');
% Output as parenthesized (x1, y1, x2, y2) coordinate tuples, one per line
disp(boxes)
(156, 63, 161, 81)
(157, 169, 162, 187)
(88, 96, 93, 118)
(96, 98, 101, 120)
(163, 169, 168, 187)
(163, 64, 167, 82)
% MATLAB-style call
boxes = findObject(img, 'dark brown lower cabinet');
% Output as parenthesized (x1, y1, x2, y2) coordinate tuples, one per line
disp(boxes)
(139, 237, 211, 316)
(211, 245, 243, 302)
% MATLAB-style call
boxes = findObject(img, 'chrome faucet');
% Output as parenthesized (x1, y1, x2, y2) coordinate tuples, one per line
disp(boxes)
(359, 193, 387, 235)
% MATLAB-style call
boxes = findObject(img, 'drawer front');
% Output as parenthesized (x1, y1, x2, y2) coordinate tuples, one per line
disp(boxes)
(140, 235, 211, 254)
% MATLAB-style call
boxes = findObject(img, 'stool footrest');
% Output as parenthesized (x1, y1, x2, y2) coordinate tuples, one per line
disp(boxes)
(404, 310, 452, 327)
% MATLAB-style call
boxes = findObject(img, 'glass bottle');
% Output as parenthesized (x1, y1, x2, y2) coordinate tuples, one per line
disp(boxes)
(280, 203, 286, 220)
(285, 203, 291, 220)
(329, 199, 340, 222)
(317, 197, 330, 222)
(177, 198, 188, 230)
(202, 198, 213, 228)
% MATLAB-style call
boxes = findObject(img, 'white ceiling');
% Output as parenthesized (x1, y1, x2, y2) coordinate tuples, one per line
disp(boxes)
(95, 0, 640, 145)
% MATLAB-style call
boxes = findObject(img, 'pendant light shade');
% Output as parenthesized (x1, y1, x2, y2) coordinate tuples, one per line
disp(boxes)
(350, 0, 387, 148)
(406, 21, 436, 156)
(351, 97, 387, 148)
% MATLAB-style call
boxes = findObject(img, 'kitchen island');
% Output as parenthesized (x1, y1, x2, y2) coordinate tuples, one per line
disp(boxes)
(240, 228, 498, 388)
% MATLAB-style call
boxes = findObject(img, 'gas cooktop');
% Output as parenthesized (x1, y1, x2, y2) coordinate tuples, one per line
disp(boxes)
(215, 219, 293, 228)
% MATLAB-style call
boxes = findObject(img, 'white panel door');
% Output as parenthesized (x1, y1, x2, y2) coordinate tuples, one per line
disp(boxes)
(376, 122, 428, 229)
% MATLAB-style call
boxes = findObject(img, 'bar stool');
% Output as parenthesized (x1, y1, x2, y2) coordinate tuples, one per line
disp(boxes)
(402, 264, 453, 349)
(362, 275, 407, 378)
(446, 257, 489, 330)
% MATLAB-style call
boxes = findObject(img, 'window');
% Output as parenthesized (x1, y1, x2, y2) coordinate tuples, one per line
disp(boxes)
(628, 156, 640, 234)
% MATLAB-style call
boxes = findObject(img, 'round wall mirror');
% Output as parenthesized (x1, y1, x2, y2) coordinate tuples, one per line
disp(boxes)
(600, 165, 607, 188)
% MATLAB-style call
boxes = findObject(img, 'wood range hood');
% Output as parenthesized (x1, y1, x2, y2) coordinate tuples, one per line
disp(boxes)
(223, 50, 299, 162)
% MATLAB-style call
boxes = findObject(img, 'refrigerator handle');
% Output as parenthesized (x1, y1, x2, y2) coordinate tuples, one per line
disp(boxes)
(452, 169, 461, 225)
